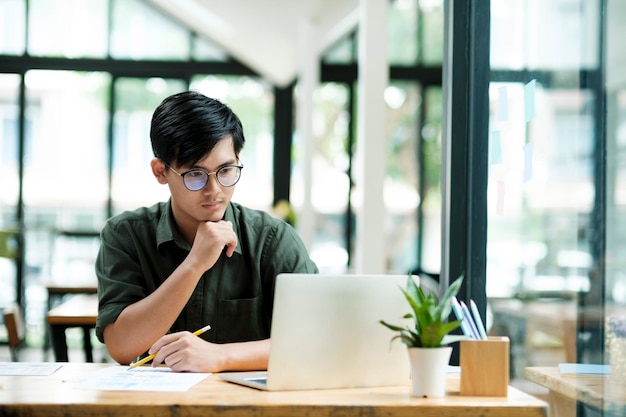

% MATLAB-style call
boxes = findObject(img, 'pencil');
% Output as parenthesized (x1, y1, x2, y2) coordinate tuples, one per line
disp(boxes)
(469, 300, 488, 340)
(451, 297, 474, 338)
(129, 324, 211, 369)
(459, 300, 481, 340)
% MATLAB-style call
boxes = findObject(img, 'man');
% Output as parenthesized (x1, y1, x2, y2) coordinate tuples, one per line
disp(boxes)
(95, 91, 318, 372)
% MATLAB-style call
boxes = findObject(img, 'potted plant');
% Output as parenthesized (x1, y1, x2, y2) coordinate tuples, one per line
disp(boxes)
(380, 274, 465, 398)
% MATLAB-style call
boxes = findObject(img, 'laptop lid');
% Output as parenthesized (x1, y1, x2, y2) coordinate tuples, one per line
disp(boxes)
(220, 273, 414, 391)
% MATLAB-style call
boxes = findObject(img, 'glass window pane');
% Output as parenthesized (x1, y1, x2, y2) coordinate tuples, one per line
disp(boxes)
(385, 81, 421, 274)
(299, 82, 350, 273)
(24, 70, 110, 226)
(420, 0, 444, 65)
(300, 82, 439, 276)
(111, 0, 190, 60)
(112, 78, 186, 213)
(421, 86, 443, 273)
(486, 0, 617, 386)
(28, 0, 108, 58)
(608, 90, 626, 305)
(0, 74, 21, 222)
(487, 82, 594, 298)
(323, 36, 355, 64)
(0, 0, 26, 55)
(0, 73, 21, 306)
(491, 0, 599, 70)
(193, 36, 229, 62)
(388, 0, 418, 66)
(487, 83, 601, 380)
(191, 76, 274, 212)
(605, 0, 626, 380)
(490, 0, 526, 70)
(23, 70, 110, 288)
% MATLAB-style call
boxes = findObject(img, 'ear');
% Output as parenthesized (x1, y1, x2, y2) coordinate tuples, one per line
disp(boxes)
(151, 158, 168, 185)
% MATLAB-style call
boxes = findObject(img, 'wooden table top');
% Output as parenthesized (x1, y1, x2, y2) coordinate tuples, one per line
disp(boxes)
(43, 281, 97, 295)
(490, 298, 608, 324)
(0, 363, 548, 417)
(46, 294, 98, 326)
(525, 367, 626, 413)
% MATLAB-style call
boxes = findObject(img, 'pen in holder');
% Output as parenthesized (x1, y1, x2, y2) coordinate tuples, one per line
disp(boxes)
(460, 336, 510, 396)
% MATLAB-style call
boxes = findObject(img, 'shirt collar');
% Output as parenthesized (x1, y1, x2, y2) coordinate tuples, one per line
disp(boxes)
(157, 199, 242, 255)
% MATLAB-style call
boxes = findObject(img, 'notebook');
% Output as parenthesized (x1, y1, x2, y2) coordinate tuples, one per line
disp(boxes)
(219, 273, 415, 391)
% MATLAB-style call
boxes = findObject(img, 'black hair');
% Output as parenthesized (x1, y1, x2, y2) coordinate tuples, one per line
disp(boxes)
(150, 90, 245, 167)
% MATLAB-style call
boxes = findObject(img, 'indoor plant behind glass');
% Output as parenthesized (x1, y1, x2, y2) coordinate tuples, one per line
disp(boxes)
(380, 274, 465, 398)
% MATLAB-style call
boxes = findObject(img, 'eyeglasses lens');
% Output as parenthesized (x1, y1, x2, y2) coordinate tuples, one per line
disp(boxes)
(184, 171, 209, 191)
(217, 166, 241, 187)
(182, 166, 242, 190)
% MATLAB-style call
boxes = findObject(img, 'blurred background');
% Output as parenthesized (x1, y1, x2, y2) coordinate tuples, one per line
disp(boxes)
(1, 1, 626, 405)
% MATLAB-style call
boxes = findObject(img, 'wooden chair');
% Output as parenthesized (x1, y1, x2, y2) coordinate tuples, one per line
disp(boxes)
(3, 302, 26, 361)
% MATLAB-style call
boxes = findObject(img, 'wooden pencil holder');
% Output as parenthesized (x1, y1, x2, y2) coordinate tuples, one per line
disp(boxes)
(460, 336, 510, 396)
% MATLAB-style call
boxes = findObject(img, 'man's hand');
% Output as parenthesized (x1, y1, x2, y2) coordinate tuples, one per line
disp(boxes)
(147, 331, 225, 372)
(186, 220, 238, 273)
(146, 332, 270, 373)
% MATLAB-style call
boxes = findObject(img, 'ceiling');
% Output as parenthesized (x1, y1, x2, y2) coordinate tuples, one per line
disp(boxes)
(146, 0, 360, 87)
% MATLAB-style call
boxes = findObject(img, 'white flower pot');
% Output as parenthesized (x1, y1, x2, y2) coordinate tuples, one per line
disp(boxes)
(407, 346, 452, 398)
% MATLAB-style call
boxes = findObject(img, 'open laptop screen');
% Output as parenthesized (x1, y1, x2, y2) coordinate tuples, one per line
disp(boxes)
(220, 273, 414, 391)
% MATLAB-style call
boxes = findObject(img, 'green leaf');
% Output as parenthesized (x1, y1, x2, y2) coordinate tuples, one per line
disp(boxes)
(405, 275, 420, 303)
(433, 275, 463, 321)
(379, 320, 407, 333)
(379, 273, 466, 348)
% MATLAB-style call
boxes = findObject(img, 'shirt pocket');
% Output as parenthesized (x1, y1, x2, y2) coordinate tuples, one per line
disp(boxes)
(216, 295, 269, 343)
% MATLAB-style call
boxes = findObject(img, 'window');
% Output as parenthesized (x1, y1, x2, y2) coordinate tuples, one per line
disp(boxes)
(485, 0, 623, 384)
(0, 74, 21, 306)
(112, 77, 185, 213)
(190, 75, 275, 211)
(111, 0, 190, 60)
(0, 0, 26, 55)
(28, 0, 108, 58)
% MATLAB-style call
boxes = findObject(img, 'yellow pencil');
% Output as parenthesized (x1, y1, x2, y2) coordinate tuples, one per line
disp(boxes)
(129, 324, 211, 369)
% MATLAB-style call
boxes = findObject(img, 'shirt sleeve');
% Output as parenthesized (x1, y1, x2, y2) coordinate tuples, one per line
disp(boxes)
(259, 221, 319, 320)
(95, 220, 149, 343)
(261, 222, 319, 276)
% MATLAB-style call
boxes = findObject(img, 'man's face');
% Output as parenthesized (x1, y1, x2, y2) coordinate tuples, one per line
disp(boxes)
(166, 137, 240, 226)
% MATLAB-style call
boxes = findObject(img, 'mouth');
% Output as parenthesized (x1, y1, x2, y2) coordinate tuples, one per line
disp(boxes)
(201, 200, 223, 209)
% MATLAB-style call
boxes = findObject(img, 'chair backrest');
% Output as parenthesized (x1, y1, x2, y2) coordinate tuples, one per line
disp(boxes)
(3, 302, 25, 361)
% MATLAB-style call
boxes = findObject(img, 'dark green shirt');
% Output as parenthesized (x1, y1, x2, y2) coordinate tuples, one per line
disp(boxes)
(95, 200, 318, 345)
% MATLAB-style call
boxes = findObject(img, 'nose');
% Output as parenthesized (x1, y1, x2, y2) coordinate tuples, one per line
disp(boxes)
(202, 173, 222, 192)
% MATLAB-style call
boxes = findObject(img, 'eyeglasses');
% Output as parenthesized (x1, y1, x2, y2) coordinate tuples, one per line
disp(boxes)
(165, 162, 243, 191)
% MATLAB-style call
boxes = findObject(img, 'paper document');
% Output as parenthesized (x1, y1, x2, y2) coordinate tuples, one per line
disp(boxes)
(0, 362, 62, 376)
(65, 365, 211, 391)
(447, 365, 461, 374)
(558, 363, 611, 375)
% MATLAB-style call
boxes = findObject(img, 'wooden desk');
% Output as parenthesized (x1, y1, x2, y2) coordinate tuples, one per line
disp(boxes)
(0, 363, 547, 417)
(490, 298, 610, 363)
(45, 282, 98, 296)
(47, 295, 98, 362)
(491, 299, 579, 363)
(42, 281, 98, 359)
(525, 367, 626, 417)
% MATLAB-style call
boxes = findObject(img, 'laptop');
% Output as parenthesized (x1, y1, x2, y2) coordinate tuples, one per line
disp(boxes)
(219, 273, 415, 391)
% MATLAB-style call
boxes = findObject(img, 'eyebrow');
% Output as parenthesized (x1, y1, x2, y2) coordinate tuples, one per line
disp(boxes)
(190, 158, 239, 171)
